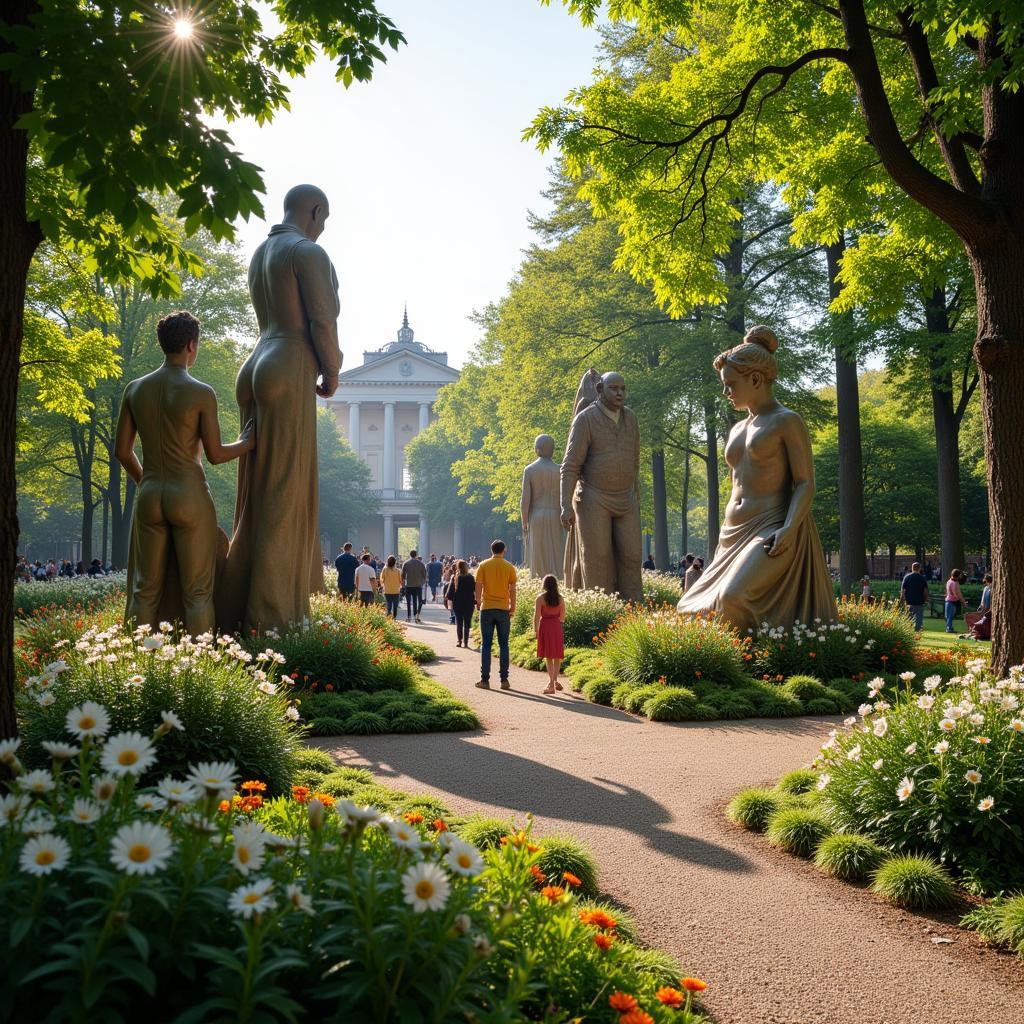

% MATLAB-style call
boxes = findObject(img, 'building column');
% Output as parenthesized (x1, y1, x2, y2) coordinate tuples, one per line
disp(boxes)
(383, 401, 396, 491)
(347, 400, 361, 450)
(418, 401, 430, 433)
(419, 514, 429, 556)
(382, 514, 394, 556)
(453, 521, 464, 558)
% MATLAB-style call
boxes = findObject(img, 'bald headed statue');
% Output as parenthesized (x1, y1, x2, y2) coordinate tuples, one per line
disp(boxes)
(521, 433, 564, 578)
(218, 185, 342, 632)
(560, 372, 643, 602)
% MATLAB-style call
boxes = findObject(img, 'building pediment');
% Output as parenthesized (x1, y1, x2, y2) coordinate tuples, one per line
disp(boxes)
(338, 349, 460, 386)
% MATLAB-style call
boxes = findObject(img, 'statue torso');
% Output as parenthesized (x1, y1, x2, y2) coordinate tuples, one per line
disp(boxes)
(724, 406, 795, 523)
(126, 366, 207, 482)
(524, 457, 560, 510)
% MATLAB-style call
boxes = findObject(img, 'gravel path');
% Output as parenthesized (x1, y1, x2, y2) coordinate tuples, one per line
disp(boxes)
(318, 602, 1023, 1024)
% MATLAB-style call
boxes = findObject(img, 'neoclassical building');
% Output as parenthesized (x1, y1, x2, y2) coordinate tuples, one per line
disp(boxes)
(322, 311, 463, 558)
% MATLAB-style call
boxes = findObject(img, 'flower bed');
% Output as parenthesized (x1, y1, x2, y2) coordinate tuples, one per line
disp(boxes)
(14, 572, 127, 618)
(0, 723, 707, 1021)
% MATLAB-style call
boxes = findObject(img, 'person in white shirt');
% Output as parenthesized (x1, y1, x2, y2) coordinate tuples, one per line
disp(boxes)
(354, 553, 378, 607)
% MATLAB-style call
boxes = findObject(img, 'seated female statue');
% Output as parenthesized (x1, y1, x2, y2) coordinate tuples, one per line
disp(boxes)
(676, 326, 836, 632)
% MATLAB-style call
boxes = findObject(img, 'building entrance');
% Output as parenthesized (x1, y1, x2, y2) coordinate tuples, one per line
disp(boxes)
(396, 526, 419, 558)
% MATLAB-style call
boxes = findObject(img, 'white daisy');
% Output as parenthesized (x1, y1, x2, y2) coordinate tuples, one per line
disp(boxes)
(285, 706, 300, 722)
(0, 738, 21, 765)
(978, 796, 995, 812)
(231, 828, 267, 875)
(857, 703, 873, 718)
(899, 672, 916, 682)
(1009, 720, 1024, 734)
(186, 761, 238, 794)
(228, 878, 276, 919)
(19, 833, 71, 876)
(41, 741, 80, 761)
(92, 774, 118, 802)
(896, 776, 914, 802)
(68, 797, 101, 824)
(401, 861, 450, 913)
(969, 713, 985, 726)
(21, 809, 56, 835)
(916, 695, 935, 710)
(110, 821, 173, 875)
(156, 777, 200, 804)
(939, 718, 957, 732)
(142, 635, 164, 651)
(964, 770, 982, 785)
(872, 759, 884, 770)
(973, 736, 991, 746)
(904, 742, 918, 756)
(37, 692, 56, 708)
(923, 676, 941, 692)
(386, 820, 421, 852)
(127, 674, 146, 686)
(339, 801, 379, 823)
(872, 718, 889, 738)
(0, 793, 27, 825)
(285, 883, 314, 914)
(100, 732, 157, 777)
(18, 769, 55, 796)
(933, 740, 950, 754)
(65, 701, 110, 739)
(158, 710, 184, 734)
(846, 744, 862, 762)
(135, 794, 167, 812)
(445, 839, 484, 877)
(816, 773, 831, 791)
(257, 681, 278, 696)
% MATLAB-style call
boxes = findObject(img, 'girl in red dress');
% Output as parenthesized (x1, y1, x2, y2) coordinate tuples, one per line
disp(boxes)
(534, 574, 565, 695)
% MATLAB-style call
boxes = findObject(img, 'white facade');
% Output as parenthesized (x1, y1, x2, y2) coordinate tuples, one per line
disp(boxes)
(322, 312, 462, 558)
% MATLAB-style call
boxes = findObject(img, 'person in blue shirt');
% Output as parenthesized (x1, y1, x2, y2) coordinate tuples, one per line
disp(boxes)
(900, 561, 929, 632)
(334, 542, 360, 601)
(427, 554, 443, 603)
(980, 574, 992, 613)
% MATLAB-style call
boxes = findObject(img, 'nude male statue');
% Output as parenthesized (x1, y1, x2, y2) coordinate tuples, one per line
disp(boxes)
(560, 371, 643, 603)
(521, 434, 563, 579)
(115, 310, 254, 635)
(218, 185, 342, 633)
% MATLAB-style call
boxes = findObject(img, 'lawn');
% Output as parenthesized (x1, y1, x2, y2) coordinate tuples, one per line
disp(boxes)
(918, 615, 988, 653)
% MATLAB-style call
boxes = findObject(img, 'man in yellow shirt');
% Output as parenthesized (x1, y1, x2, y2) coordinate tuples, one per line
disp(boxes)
(474, 539, 517, 689)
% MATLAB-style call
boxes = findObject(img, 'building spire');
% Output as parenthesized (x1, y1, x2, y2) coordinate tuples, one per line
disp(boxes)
(397, 304, 414, 344)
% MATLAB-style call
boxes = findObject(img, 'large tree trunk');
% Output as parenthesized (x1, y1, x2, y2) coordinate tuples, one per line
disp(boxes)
(826, 240, 867, 594)
(1, 4, 44, 741)
(681, 442, 691, 560)
(922, 288, 967, 575)
(703, 399, 720, 557)
(651, 448, 669, 570)
(971, 237, 1024, 674)
(109, 451, 132, 569)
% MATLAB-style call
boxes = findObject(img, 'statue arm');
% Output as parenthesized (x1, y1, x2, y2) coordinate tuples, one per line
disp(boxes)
(199, 388, 255, 465)
(520, 469, 532, 531)
(633, 411, 641, 502)
(113, 389, 143, 485)
(294, 242, 342, 395)
(560, 414, 589, 521)
(767, 412, 816, 558)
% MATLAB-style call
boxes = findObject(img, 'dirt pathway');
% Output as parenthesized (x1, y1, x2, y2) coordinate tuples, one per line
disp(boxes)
(318, 602, 1022, 1024)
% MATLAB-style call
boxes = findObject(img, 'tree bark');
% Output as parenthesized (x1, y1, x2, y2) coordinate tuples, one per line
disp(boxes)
(703, 399, 720, 557)
(650, 448, 670, 570)
(1, 0, 44, 741)
(681, 438, 691, 559)
(826, 240, 867, 594)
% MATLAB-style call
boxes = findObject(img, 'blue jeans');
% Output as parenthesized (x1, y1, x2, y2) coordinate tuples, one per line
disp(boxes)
(944, 600, 958, 632)
(908, 603, 925, 631)
(479, 608, 510, 682)
(385, 594, 401, 619)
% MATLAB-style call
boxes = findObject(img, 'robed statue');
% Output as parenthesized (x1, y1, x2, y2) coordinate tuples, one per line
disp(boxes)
(520, 434, 563, 579)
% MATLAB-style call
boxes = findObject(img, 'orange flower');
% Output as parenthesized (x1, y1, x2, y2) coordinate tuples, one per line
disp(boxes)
(432, 818, 448, 832)
(311, 792, 335, 808)
(680, 977, 708, 993)
(403, 812, 424, 825)
(325, 683, 334, 692)
(579, 908, 617, 930)
(656, 987, 684, 1007)
(291, 785, 310, 804)
(593, 932, 614, 951)
(241, 780, 266, 793)
(218, 799, 231, 813)
(239, 795, 263, 813)
(541, 885, 565, 903)
(530, 864, 547, 885)
(562, 871, 582, 888)
(620, 1012, 654, 1024)
(608, 992, 638, 1012)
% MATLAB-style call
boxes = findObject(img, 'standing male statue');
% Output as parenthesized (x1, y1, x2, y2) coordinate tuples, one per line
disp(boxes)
(218, 185, 341, 633)
(560, 372, 643, 603)
(520, 434, 563, 579)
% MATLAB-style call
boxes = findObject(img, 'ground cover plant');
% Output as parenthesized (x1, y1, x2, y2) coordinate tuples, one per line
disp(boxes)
(13, 573, 127, 618)
(0, 722, 708, 1022)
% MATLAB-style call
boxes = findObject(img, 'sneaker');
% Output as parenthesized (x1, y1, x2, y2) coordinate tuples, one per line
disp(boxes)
(475, 680, 490, 689)
(500, 680, 511, 690)
(415, 616, 422, 623)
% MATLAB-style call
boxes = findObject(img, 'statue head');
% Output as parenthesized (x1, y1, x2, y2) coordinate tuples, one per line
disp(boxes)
(596, 372, 626, 412)
(534, 434, 555, 459)
(282, 184, 330, 241)
(714, 325, 778, 409)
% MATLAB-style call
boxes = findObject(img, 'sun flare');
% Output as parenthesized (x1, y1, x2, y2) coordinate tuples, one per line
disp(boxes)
(172, 18, 194, 40)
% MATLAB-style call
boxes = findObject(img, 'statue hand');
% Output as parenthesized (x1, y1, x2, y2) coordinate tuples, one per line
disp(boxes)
(765, 527, 791, 558)
(238, 418, 256, 451)
(316, 374, 339, 398)
(561, 511, 575, 530)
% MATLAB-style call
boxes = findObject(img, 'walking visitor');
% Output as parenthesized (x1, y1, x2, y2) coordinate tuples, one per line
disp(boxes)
(900, 561, 929, 632)
(335, 542, 359, 601)
(944, 568, 965, 633)
(379, 555, 402, 619)
(401, 549, 427, 623)
(447, 559, 477, 648)
(354, 552, 378, 607)
(534, 573, 565, 695)
(474, 539, 517, 690)
(427, 554, 443, 603)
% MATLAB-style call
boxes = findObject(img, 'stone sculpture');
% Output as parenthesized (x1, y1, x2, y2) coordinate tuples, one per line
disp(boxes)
(115, 310, 253, 636)
(676, 325, 837, 631)
(560, 371, 643, 603)
(218, 185, 342, 633)
(520, 434, 563, 579)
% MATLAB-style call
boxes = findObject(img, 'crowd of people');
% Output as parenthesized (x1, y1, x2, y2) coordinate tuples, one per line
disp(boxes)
(897, 561, 994, 640)
(15, 556, 113, 581)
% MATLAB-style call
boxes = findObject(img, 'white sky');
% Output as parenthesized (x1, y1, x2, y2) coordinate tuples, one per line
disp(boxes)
(227, 1, 602, 370)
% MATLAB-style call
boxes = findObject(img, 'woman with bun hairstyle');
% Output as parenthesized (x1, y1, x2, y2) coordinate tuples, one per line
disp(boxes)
(676, 326, 837, 631)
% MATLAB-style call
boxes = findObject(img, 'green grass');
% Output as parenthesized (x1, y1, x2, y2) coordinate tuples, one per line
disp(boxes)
(871, 854, 957, 910)
(814, 833, 887, 881)
(917, 616, 987, 652)
(765, 807, 834, 857)
(961, 894, 1024, 957)
(726, 788, 790, 831)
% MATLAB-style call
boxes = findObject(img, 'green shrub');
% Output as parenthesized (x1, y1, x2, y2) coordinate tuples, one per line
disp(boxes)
(758, 694, 805, 717)
(775, 769, 818, 795)
(371, 647, 420, 690)
(765, 807, 833, 857)
(535, 834, 600, 896)
(581, 676, 617, 705)
(804, 697, 841, 715)
(440, 708, 480, 731)
(457, 815, 513, 849)
(600, 607, 746, 687)
(644, 687, 698, 721)
(871, 855, 957, 910)
(294, 747, 338, 775)
(961, 894, 1024, 956)
(711, 695, 756, 720)
(292, 767, 330, 789)
(641, 569, 683, 607)
(397, 794, 452, 820)
(622, 947, 683, 986)
(691, 703, 719, 720)
(560, 589, 627, 647)
(401, 639, 437, 664)
(814, 833, 887, 881)
(390, 711, 431, 733)
(726, 788, 788, 831)
(14, 573, 126, 618)
(560, 647, 592, 668)
(783, 675, 835, 702)
(837, 596, 918, 673)
(576, 899, 639, 943)
(611, 680, 639, 710)
(344, 711, 389, 735)
(621, 683, 662, 714)
(308, 716, 350, 737)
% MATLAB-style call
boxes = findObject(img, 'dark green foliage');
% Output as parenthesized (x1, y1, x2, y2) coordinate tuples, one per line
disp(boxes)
(535, 834, 600, 897)
(814, 833, 887, 881)
(390, 712, 431, 733)
(611, 680, 639, 710)
(710, 695, 756, 720)
(775, 769, 818, 795)
(691, 703, 719, 720)
(765, 807, 834, 857)
(292, 768, 331, 789)
(344, 711, 389, 735)
(560, 647, 592, 668)
(804, 697, 841, 715)
(758, 694, 805, 717)
(307, 716, 350, 737)
(726, 788, 788, 831)
(620, 947, 682, 986)
(961, 894, 1024, 956)
(623, 684, 664, 714)
(312, 772, 364, 798)
(581, 676, 618, 705)
(457, 816, 513, 850)
(402, 640, 437, 664)
(643, 687, 698, 721)
(871, 855, 957, 910)
(440, 708, 480, 731)
(783, 675, 836, 702)
(294, 748, 338, 775)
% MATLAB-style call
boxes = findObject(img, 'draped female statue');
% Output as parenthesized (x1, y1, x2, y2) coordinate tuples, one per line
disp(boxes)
(677, 326, 836, 631)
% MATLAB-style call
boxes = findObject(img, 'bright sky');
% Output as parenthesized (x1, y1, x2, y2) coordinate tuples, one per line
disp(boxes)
(227, 1, 602, 370)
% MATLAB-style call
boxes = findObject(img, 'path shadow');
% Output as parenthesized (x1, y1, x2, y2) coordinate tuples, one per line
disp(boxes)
(497, 688, 643, 723)
(333, 733, 753, 874)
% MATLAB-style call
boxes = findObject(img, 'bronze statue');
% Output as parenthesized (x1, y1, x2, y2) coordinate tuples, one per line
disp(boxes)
(218, 185, 342, 633)
(677, 325, 837, 631)
(115, 311, 254, 636)
(560, 371, 643, 603)
(521, 434, 563, 579)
